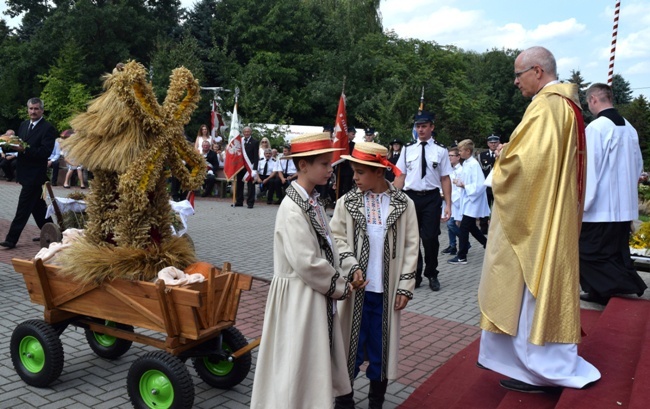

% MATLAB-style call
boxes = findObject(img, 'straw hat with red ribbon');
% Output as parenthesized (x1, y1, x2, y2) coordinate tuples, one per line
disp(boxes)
(341, 142, 403, 177)
(281, 132, 343, 159)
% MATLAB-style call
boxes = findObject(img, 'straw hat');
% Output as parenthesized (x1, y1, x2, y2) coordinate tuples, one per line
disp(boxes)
(341, 142, 402, 176)
(282, 132, 343, 159)
(341, 142, 388, 167)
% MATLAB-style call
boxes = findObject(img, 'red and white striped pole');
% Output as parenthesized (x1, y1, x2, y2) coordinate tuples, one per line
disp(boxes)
(608, 0, 621, 85)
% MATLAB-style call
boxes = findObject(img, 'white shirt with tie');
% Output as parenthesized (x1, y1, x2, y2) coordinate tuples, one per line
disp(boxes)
(395, 137, 452, 191)
(274, 158, 297, 175)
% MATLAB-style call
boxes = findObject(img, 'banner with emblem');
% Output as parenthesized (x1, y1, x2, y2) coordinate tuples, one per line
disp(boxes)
(331, 92, 349, 165)
(224, 101, 254, 181)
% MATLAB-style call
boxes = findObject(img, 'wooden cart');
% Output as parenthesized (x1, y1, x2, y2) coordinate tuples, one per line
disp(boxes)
(10, 258, 260, 409)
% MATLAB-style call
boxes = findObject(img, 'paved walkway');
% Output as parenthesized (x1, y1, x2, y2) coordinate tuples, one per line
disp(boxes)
(0, 180, 647, 408)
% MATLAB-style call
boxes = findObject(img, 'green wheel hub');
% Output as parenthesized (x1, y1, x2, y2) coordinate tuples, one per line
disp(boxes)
(93, 321, 117, 347)
(19, 335, 45, 373)
(139, 369, 175, 408)
(202, 343, 233, 376)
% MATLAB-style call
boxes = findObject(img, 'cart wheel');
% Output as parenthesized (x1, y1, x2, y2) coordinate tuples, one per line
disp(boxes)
(10, 319, 64, 387)
(40, 222, 62, 248)
(127, 351, 194, 409)
(84, 320, 134, 360)
(192, 327, 251, 389)
(182, 234, 195, 251)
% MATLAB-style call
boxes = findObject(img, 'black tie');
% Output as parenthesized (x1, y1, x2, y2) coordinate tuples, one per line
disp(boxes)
(285, 160, 289, 175)
(421, 141, 427, 178)
(263, 160, 268, 176)
(29, 123, 34, 133)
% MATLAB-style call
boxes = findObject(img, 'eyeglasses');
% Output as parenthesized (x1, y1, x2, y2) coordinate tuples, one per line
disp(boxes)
(448, 154, 460, 157)
(514, 66, 535, 79)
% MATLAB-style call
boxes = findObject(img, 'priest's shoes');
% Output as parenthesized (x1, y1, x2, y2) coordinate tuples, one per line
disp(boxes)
(579, 292, 609, 305)
(499, 379, 562, 394)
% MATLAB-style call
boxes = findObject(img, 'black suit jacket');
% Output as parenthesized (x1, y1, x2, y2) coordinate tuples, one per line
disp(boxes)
(204, 150, 220, 172)
(243, 137, 259, 169)
(16, 118, 57, 185)
(479, 150, 496, 177)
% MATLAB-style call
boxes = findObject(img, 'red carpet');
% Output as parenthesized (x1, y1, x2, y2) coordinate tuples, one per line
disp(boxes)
(399, 309, 605, 409)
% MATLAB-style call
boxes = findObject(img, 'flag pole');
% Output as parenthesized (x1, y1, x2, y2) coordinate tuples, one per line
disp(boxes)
(608, 1, 621, 86)
(335, 77, 346, 201)
(231, 88, 240, 206)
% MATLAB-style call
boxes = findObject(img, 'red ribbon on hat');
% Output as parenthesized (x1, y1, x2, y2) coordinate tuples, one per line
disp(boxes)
(290, 139, 333, 154)
(351, 149, 403, 177)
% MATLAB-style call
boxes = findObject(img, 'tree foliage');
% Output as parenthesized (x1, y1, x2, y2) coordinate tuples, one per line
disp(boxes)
(0, 0, 646, 167)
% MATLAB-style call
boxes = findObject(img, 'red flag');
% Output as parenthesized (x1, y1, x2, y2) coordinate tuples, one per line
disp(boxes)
(331, 93, 349, 165)
(210, 100, 224, 137)
(223, 103, 254, 181)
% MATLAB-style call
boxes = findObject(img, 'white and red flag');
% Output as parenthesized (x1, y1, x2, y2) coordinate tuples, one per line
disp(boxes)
(223, 103, 254, 181)
(331, 93, 349, 165)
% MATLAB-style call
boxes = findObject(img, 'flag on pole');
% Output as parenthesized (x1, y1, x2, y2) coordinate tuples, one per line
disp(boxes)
(210, 100, 224, 140)
(223, 102, 254, 181)
(412, 87, 425, 141)
(331, 93, 349, 165)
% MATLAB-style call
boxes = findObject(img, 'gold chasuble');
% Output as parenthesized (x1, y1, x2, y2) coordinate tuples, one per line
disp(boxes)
(478, 83, 586, 345)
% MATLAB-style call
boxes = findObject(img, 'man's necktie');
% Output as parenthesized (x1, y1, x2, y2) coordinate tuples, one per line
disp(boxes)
(421, 141, 427, 178)
(285, 160, 289, 175)
(263, 161, 268, 176)
(28, 123, 34, 133)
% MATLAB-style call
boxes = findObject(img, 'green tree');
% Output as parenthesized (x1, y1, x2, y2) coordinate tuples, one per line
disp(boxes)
(38, 40, 91, 130)
(566, 70, 591, 117)
(611, 73, 633, 105)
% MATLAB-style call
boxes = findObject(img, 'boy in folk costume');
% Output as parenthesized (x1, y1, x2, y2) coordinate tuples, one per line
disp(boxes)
(330, 142, 419, 409)
(251, 132, 365, 409)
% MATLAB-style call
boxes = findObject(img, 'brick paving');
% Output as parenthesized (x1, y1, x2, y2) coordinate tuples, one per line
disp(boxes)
(1, 180, 647, 408)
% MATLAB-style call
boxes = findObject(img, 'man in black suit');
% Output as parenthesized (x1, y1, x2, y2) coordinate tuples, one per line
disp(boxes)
(479, 134, 499, 234)
(386, 139, 403, 182)
(200, 140, 220, 197)
(1, 98, 57, 249)
(235, 126, 259, 208)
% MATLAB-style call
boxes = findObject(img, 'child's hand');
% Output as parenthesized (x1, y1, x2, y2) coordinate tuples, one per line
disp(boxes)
(394, 294, 409, 310)
(351, 269, 368, 290)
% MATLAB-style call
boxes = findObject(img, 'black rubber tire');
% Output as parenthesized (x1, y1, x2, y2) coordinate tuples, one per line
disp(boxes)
(192, 326, 251, 389)
(10, 319, 64, 387)
(84, 320, 134, 360)
(127, 351, 194, 409)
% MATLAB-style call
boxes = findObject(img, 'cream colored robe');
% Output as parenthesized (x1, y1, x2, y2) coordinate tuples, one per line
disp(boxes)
(251, 183, 352, 409)
(330, 184, 419, 381)
(478, 83, 586, 345)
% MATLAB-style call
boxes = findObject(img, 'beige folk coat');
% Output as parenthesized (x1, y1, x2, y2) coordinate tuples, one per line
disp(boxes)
(330, 184, 419, 382)
(251, 183, 352, 409)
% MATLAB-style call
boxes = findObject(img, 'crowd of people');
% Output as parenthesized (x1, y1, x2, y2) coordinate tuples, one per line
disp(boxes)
(1, 46, 649, 408)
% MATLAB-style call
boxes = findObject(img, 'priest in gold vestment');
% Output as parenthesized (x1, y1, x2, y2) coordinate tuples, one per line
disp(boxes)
(477, 47, 601, 393)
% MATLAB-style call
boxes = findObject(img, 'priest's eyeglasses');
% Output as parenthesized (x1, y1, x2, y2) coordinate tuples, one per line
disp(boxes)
(514, 66, 535, 78)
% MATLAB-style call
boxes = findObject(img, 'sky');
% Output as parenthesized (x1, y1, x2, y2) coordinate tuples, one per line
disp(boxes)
(2, 0, 649, 97)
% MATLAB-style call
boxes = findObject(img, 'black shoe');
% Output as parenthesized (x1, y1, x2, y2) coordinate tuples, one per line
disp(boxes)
(334, 391, 355, 409)
(32, 237, 40, 242)
(579, 292, 609, 305)
(441, 246, 456, 255)
(428, 277, 440, 291)
(476, 361, 489, 370)
(415, 276, 422, 288)
(247, 204, 254, 209)
(267, 201, 272, 205)
(273, 200, 282, 205)
(0, 241, 16, 249)
(499, 379, 562, 394)
(232, 203, 243, 207)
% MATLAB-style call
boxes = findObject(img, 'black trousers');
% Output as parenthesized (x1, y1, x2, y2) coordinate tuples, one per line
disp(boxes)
(236, 169, 255, 206)
(48, 161, 59, 185)
(579, 222, 647, 298)
(5, 182, 52, 245)
(261, 175, 282, 202)
(203, 174, 216, 196)
(458, 215, 487, 259)
(406, 190, 442, 280)
(479, 188, 493, 234)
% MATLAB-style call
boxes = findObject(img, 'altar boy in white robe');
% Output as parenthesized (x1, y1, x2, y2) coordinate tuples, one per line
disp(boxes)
(579, 83, 647, 304)
(448, 139, 489, 265)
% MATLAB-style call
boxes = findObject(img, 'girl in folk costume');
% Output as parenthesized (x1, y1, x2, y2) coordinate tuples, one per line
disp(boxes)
(330, 142, 419, 409)
(251, 132, 365, 409)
